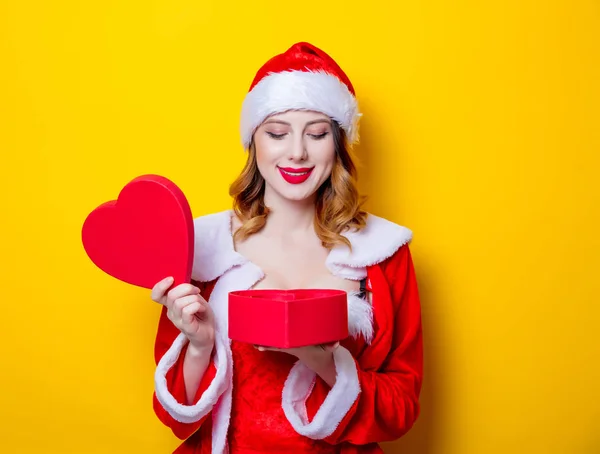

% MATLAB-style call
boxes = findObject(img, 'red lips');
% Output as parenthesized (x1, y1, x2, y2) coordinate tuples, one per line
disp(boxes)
(278, 167, 313, 184)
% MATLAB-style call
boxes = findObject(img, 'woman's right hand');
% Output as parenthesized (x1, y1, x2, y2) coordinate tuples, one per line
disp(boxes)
(151, 277, 215, 351)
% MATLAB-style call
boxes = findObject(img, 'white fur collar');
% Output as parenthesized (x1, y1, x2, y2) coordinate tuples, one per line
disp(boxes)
(191, 209, 412, 283)
(325, 214, 413, 280)
(191, 211, 248, 282)
(190, 210, 412, 344)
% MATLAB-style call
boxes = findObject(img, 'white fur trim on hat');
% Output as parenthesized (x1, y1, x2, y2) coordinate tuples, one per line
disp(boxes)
(240, 70, 361, 148)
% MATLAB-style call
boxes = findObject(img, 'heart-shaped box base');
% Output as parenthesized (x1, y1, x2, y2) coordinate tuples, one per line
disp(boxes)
(228, 289, 349, 348)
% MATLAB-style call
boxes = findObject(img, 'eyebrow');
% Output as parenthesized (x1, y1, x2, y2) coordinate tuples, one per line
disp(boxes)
(263, 119, 331, 126)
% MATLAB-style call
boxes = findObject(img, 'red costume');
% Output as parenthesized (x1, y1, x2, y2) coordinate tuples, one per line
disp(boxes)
(152, 210, 423, 453)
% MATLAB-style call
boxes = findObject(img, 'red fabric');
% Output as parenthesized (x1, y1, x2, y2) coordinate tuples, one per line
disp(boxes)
(152, 280, 218, 443)
(306, 244, 423, 452)
(228, 340, 339, 453)
(248, 42, 355, 95)
(153, 245, 423, 454)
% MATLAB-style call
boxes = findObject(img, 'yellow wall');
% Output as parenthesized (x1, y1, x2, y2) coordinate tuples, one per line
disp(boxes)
(1, 1, 598, 453)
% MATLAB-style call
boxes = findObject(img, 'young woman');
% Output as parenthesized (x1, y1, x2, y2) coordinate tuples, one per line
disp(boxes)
(150, 42, 423, 454)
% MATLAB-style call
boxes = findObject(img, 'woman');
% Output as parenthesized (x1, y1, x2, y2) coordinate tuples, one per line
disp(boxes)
(151, 42, 423, 454)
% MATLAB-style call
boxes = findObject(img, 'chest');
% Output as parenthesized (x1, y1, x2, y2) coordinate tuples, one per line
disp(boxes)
(235, 234, 360, 294)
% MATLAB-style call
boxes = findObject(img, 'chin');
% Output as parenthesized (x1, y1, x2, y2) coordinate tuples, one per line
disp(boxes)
(280, 189, 316, 202)
(273, 183, 318, 202)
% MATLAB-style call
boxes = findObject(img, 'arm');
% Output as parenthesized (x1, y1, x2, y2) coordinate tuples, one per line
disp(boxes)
(183, 342, 214, 405)
(282, 244, 423, 444)
(152, 281, 228, 440)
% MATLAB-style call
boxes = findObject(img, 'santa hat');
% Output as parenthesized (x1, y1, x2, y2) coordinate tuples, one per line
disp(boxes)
(240, 42, 361, 149)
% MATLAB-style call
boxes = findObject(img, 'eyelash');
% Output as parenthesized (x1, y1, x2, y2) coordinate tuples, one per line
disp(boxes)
(266, 132, 329, 140)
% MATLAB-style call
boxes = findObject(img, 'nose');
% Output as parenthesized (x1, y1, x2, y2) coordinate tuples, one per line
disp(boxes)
(288, 134, 308, 162)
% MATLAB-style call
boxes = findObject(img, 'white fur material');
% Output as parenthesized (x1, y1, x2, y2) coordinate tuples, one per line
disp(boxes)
(326, 214, 413, 280)
(281, 346, 361, 439)
(205, 261, 264, 454)
(191, 212, 248, 282)
(347, 292, 374, 344)
(239, 70, 361, 148)
(154, 331, 229, 424)
(189, 210, 412, 342)
(156, 209, 412, 452)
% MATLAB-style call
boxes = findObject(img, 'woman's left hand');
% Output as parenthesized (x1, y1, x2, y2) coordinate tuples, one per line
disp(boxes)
(254, 342, 340, 386)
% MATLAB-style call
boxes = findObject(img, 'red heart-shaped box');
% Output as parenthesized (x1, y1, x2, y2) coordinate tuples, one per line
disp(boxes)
(228, 289, 349, 348)
(81, 175, 194, 289)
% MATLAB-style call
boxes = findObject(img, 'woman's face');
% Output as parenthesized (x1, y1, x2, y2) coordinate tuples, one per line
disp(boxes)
(253, 110, 336, 203)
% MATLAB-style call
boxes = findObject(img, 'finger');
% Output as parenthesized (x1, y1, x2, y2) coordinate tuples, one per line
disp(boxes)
(254, 345, 277, 352)
(172, 294, 203, 317)
(167, 283, 201, 305)
(322, 341, 340, 352)
(181, 302, 203, 326)
(151, 276, 174, 302)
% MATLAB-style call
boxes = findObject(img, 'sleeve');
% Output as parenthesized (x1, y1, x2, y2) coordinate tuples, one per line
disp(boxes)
(281, 244, 423, 444)
(152, 281, 229, 440)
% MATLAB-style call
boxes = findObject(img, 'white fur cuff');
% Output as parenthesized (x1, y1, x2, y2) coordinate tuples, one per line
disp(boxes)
(282, 346, 361, 439)
(154, 332, 229, 424)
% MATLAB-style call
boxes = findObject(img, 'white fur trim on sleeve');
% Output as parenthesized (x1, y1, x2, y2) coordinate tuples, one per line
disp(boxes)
(154, 331, 230, 424)
(281, 346, 361, 439)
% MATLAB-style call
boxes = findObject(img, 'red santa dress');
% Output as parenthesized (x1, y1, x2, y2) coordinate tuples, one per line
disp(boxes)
(152, 210, 423, 453)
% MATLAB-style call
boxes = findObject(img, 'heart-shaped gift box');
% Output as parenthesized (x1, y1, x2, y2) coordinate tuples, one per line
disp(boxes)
(81, 175, 194, 290)
(82, 175, 348, 349)
(228, 289, 349, 348)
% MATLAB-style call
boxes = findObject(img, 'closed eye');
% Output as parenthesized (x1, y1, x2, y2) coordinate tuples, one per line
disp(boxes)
(266, 132, 286, 140)
(309, 132, 329, 140)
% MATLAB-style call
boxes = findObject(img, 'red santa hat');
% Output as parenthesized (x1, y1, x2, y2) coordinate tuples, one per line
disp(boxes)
(240, 42, 361, 149)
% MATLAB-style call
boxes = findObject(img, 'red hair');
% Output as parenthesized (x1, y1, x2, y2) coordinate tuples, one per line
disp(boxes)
(229, 121, 367, 249)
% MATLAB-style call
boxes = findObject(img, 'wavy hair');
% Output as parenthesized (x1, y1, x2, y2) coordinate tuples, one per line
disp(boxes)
(229, 120, 368, 250)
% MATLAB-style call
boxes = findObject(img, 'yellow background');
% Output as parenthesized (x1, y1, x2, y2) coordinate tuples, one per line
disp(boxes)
(1, 1, 599, 453)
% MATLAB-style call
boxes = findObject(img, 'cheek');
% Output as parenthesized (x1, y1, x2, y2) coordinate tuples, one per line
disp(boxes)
(255, 137, 286, 165)
(313, 141, 336, 168)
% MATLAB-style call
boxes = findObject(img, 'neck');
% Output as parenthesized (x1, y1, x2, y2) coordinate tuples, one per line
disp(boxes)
(262, 187, 317, 236)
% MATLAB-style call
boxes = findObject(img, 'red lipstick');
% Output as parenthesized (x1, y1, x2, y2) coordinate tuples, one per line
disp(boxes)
(278, 167, 313, 184)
